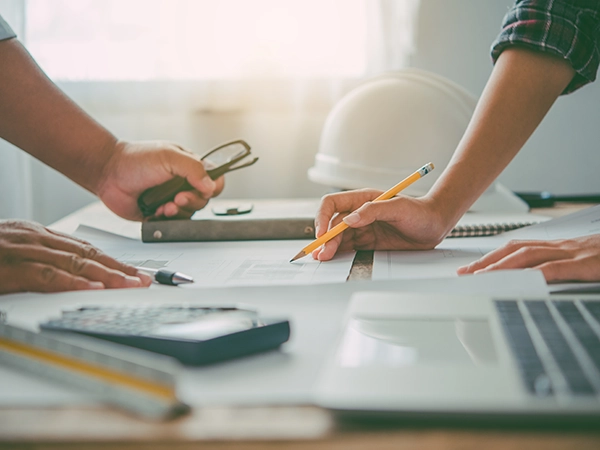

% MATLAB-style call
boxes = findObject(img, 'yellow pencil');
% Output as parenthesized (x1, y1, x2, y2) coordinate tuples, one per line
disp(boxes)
(290, 162, 435, 262)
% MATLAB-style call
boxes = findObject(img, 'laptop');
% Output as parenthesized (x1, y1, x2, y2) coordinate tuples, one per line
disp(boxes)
(315, 292, 600, 421)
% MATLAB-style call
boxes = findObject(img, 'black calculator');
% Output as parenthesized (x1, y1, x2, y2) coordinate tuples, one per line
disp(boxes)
(40, 305, 290, 366)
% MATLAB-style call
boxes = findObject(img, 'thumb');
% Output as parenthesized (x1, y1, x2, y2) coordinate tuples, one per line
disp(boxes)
(342, 199, 400, 228)
(167, 151, 217, 198)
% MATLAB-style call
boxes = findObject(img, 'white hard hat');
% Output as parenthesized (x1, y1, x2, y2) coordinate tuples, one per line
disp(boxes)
(309, 69, 476, 195)
(309, 69, 528, 212)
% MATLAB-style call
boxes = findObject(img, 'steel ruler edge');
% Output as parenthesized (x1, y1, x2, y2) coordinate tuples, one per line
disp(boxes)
(0, 322, 189, 419)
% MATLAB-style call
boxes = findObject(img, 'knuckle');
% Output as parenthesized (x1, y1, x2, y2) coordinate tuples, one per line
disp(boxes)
(517, 246, 535, 256)
(319, 194, 338, 209)
(39, 266, 58, 284)
(506, 240, 523, 250)
(68, 254, 86, 274)
(0, 244, 21, 264)
(81, 244, 100, 260)
(104, 271, 128, 287)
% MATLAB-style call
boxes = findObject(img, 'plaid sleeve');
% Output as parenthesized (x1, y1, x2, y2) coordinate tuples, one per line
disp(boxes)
(491, 0, 600, 94)
(0, 14, 17, 41)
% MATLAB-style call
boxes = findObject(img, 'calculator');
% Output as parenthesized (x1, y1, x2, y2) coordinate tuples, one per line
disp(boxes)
(40, 305, 290, 366)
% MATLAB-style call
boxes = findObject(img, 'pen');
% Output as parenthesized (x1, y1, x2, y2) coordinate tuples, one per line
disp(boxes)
(290, 162, 435, 262)
(135, 267, 194, 286)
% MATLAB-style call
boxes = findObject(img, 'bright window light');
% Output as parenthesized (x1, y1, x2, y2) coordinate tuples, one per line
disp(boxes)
(25, 0, 368, 80)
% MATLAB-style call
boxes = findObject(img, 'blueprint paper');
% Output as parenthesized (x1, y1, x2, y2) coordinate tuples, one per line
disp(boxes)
(74, 225, 354, 288)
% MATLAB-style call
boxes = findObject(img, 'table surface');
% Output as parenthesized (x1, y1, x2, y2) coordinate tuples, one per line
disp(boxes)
(2, 202, 599, 448)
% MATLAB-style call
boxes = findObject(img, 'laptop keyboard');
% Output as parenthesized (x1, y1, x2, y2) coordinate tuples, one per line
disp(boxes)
(495, 299, 600, 398)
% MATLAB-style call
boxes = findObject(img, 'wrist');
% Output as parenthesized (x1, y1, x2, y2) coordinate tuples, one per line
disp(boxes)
(409, 194, 457, 243)
(422, 189, 469, 238)
(94, 137, 123, 198)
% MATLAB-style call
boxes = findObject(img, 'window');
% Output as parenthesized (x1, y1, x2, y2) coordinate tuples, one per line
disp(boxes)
(25, 0, 369, 81)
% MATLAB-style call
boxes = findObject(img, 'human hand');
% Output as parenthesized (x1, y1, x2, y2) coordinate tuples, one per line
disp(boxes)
(313, 189, 451, 261)
(457, 234, 600, 282)
(0, 220, 152, 294)
(97, 140, 225, 221)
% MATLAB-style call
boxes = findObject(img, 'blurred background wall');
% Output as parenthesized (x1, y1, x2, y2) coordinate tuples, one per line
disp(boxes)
(1, 0, 598, 225)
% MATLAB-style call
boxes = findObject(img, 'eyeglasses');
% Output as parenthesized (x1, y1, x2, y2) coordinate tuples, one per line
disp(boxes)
(138, 139, 258, 217)
(201, 140, 258, 179)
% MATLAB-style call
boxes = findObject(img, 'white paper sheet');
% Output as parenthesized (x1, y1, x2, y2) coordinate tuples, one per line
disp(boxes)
(74, 225, 354, 288)
(373, 241, 489, 281)
(374, 205, 600, 291)
(0, 270, 548, 407)
(502, 204, 600, 240)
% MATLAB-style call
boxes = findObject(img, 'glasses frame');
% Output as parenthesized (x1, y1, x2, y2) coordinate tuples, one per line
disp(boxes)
(203, 139, 258, 180)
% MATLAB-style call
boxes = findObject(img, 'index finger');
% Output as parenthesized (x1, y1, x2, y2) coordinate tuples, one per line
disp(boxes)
(45, 229, 139, 276)
(314, 211, 352, 261)
(457, 239, 558, 274)
(315, 189, 382, 237)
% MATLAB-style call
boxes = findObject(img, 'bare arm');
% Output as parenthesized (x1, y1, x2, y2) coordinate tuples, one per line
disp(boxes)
(0, 38, 116, 193)
(314, 47, 576, 261)
(0, 38, 223, 221)
(428, 47, 576, 230)
(0, 38, 222, 294)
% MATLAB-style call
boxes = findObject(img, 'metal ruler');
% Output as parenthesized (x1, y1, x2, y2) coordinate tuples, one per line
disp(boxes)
(0, 322, 189, 420)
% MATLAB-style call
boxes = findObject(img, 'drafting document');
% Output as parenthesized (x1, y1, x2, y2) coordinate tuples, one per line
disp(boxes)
(373, 205, 600, 291)
(73, 225, 354, 288)
(0, 270, 548, 407)
(373, 239, 494, 281)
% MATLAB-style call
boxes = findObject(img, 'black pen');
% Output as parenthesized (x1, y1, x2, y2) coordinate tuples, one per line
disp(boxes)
(136, 267, 194, 286)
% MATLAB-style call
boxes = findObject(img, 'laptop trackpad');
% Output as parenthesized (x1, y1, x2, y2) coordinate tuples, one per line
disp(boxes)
(339, 318, 497, 367)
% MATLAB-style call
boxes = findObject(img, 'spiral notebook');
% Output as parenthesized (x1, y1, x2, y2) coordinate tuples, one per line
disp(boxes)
(448, 213, 550, 238)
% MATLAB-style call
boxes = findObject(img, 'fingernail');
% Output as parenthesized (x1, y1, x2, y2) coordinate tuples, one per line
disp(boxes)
(137, 271, 153, 285)
(178, 196, 188, 206)
(89, 281, 105, 290)
(343, 212, 360, 226)
(124, 275, 143, 287)
(200, 176, 217, 192)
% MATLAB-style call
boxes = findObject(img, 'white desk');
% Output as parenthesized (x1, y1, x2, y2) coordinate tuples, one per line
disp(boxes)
(1, 202, 599, 448)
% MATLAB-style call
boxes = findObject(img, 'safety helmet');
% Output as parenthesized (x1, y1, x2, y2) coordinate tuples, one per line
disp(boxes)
(308, 69, 528, 212)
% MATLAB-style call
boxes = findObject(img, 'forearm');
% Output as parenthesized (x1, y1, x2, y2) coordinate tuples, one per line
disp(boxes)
(427, 47, 576, 230)
(0, 38, 116, 195)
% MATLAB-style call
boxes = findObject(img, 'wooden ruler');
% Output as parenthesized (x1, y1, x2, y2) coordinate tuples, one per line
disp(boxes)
(0, 322, 189, 419)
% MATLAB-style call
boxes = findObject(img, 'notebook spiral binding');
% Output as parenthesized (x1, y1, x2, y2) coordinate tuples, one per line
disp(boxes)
(447, 222, 536, 238)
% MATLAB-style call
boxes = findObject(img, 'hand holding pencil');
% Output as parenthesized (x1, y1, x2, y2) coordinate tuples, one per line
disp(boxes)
(292, 163, 436, 262)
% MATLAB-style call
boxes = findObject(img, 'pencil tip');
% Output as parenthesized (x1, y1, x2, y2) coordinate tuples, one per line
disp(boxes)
(290, 251, 307, 263)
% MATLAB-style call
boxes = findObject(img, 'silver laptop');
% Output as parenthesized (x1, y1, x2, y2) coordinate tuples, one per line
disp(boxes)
(315, 292, 600, 420)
